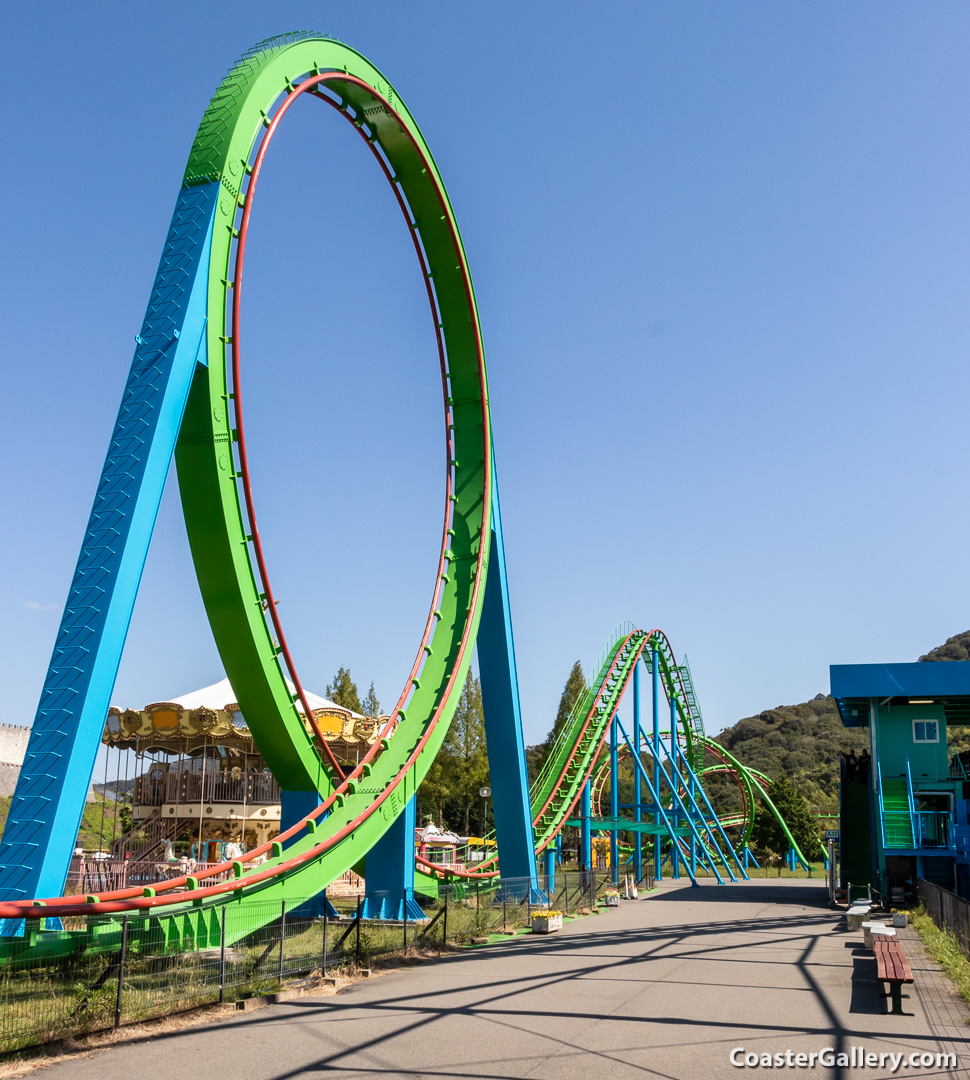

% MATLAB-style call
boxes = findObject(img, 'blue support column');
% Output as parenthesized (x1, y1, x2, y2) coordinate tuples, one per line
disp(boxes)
(689, 755, 697, 877)
(633, 662, 642, 882)
(610, 715, 619, 884)
(362, 794, 423, 921)
(580, 780, 592, 872)
(0, 184, 219, 912)
(476, 455, 541, 896)
(545, 847, 556, 893)
(614, 719, 701, 887)
(281, 790, 338, 918)
(669, 691, 680, 879)
(555, 833, 562, 867)
(280, 790, 321, 849)
(652, 648, 661, 880)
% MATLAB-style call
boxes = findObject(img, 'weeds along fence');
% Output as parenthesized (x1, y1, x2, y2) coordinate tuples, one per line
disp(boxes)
(0, 869, 631, 1056)
(917, 878, 970, 955)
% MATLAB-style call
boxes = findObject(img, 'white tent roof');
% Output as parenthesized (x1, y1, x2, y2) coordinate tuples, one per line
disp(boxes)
(117, 677, 362, 718)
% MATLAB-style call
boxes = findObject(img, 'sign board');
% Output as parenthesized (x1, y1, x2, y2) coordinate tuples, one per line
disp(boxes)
(825, 829, 840, 841)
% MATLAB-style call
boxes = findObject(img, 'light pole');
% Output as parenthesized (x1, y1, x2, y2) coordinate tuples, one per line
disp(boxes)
(479, 786, 491, 839)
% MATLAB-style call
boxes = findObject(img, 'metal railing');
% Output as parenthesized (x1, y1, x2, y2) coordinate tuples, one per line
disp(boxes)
(0, 870, 640, 1055)
(134, 771, 281, 808)
(883, 810, 953, 849)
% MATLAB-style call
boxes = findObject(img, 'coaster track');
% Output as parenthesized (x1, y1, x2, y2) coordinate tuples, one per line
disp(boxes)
(0, 35, 814, 962)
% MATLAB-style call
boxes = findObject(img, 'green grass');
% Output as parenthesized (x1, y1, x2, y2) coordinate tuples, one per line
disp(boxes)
(910, 905, 970, 1011)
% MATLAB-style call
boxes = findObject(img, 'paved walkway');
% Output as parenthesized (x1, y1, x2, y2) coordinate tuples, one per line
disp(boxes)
(37, 879, 970, 1079)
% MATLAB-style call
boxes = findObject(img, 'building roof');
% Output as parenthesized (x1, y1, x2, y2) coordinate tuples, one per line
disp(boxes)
(830, 661, 970, 727)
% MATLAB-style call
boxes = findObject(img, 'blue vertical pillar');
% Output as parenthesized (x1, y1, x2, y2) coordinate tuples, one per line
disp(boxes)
(652, 647, 662, 880)
(281, 790, 337, 918)
(362, 793, 423, 920)
(669, 691, 680, 879)
(689, 762, 697, 878)
(633, 662, 642, 882)
(476, 457, 541, 895)
(0, 185, 219, 911)
(280, 790, 321, 849)
(580, 780, 592, 872)
(610, 715, 619, 884)
(555, 832, 562, 867)
(545, 847, 556, 893)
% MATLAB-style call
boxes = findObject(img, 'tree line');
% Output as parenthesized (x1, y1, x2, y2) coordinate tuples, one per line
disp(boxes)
(328, 658, 829, 861)
(329, 662, 587, 837)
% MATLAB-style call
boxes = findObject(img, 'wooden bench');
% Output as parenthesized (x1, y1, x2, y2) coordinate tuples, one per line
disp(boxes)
(874, 937, 913, 1015)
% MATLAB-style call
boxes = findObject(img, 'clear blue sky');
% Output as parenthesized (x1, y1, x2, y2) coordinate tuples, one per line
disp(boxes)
(2, 2, 968, 748)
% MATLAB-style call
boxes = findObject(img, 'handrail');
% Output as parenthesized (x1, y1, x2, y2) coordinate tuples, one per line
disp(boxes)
(905, 755, 917, 845)
(876, 760, 887, 849)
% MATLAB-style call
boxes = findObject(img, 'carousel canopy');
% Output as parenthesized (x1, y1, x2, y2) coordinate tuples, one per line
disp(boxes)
(111, 677, 362, 719)
(104, 676, 388, 757)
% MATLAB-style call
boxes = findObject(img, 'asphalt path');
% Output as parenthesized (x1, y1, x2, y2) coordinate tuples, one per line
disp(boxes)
(35, 879, 970, 1079)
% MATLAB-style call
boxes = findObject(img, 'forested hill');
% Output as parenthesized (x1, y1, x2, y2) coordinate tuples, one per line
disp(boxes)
(714, 695, 867, 812)
(919, 630, 970, 663)
(714, 630, 970, 812)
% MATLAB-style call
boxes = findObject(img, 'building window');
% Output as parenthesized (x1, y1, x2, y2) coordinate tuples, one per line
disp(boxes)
(913, 720, 939, 744)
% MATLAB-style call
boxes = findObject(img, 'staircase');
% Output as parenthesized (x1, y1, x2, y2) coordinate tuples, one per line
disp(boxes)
(881, 778, 914, 848)
(111, 811, 180, 861)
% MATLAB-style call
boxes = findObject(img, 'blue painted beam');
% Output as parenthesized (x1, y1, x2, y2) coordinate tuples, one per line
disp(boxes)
(610, 716, 619, 883)
(652, 648, 661, 879)
(580, 780, 591, 872)
(633, 663, 642, 881)
(363, 793, 423, 921)
(476, 453, 540, 890)
(0, 184, 219, 911)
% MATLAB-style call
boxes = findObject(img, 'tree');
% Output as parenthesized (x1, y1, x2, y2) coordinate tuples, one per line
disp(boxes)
(417, 672, 490, 833)
(527, 661, 586, 782)
(551, 661, 586, 745)
(750, 775, 823, 866)
(920, 631, 970, 663)
(326, 667, 363, 714)
(361, 682, 381, 717)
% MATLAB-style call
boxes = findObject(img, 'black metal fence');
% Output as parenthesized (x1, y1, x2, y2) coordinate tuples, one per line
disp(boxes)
(0, 868, 645, 1056)
(917, 877, 970, 954)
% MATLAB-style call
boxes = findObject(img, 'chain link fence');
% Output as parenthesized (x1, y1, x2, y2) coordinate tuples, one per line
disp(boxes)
(0, 868, 648, 1055)
(917, 877, 970, 954)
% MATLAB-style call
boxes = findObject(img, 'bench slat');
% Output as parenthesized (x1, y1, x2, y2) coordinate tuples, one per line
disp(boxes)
(875, 940, 913, 984)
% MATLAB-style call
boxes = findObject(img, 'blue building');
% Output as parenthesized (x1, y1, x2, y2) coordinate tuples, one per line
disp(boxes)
(830, 661, 970, 901)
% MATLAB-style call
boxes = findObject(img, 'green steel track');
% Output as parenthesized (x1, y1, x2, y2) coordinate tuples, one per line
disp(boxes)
(0, 36, 814, 965)
(0, 32, 493, 956)
(417, 623, 815, 882)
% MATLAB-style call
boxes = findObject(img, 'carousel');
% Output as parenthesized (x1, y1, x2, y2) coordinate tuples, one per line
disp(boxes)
(94, 678, 394, 884)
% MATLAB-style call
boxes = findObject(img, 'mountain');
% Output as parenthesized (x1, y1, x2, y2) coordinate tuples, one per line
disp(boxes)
(919, 630, 970, 663)
(713, 694, 867, 812)
(714, 631, 970, 811)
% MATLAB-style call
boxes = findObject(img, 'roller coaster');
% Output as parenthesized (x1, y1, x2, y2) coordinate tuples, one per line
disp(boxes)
(0, 34, 814, 963)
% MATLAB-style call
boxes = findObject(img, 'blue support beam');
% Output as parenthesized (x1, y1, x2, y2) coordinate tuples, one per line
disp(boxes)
(613, 718, 702, 887)
(362, 794, 423, 921)
(610, 716, 619, 883)
(545, 847, 556, 893)
(280, 790, 321, 849)
(668, 690, 680, 879)
(652, 648, 661, 879)
(659, 733, 748, 881)
(476, 454, 540, 893)
(0, 184, 219, 913)
(580, 780, 592, 872)
(633, 663, 642, 882)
